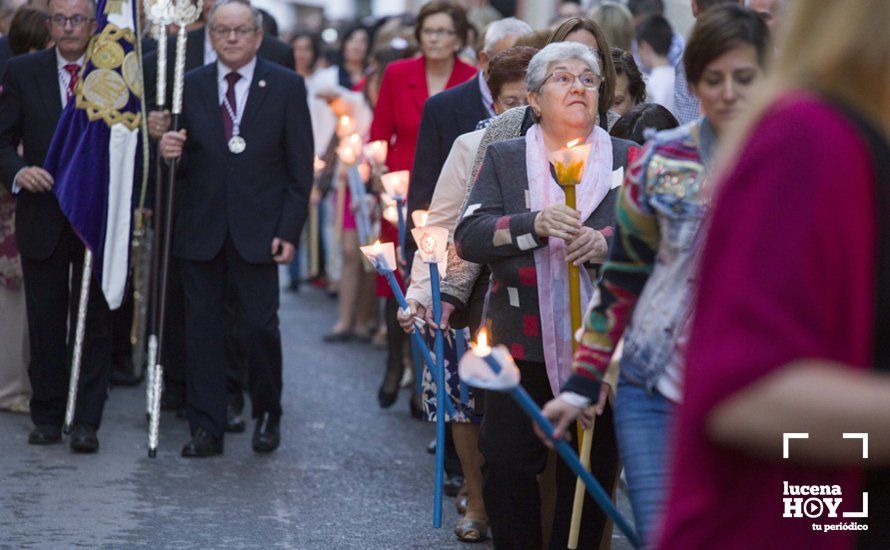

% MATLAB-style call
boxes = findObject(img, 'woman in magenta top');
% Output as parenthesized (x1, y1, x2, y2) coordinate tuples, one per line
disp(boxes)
(658, 0, 890, 547)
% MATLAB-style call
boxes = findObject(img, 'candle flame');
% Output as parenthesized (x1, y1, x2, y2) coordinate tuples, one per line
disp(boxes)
(475, 328, 491, 355)
(372, 240, 381, 254)
(566, 138, 582, 148)
(411, 209, 429, 228)
(339, 115, 350, 126)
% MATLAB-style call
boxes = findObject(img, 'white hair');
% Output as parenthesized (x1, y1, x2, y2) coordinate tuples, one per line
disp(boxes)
(525, 42, 601, 94)
(209, 0, 263, 30)
(482, 17, 533, 54)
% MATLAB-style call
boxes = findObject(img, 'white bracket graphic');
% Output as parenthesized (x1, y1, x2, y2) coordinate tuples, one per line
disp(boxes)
(843, 433, 869, 459)
(783, 433, 809, 459)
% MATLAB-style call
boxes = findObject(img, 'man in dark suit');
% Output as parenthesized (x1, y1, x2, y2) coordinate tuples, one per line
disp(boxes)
(141, 0, 293, 430)
(160, 0, 312, 457)
(0, 0, 108, 453)
(405, 17, 531, 270)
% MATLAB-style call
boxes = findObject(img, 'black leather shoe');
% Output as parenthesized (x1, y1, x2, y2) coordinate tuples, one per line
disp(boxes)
(28, 424, 62, 445)
(252, 413, 280, 453)
(69, 424, 99, 453)
(110, 357, 142, 387)
(181, 429, 223, 458)
(225, 405, 246, 433)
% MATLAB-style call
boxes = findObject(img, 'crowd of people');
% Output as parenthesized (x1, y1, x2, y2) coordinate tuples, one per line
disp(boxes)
(2, 0, 890, 547)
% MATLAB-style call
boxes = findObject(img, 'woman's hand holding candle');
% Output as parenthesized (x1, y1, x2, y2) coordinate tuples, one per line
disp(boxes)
(534, 204, 582, 240)
(397, 299, 426, 333)
(565, 227, 608, 266)
(425, 301, 455, 331)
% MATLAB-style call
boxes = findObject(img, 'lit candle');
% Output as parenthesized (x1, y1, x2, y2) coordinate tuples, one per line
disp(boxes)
(382, 204, 399, 225)
(336, 115, 357, 138)
(381, 170, 410, 255)
(456, 329, 640, 547)
(380, 170, 410, 200)
(363, 140, 388, 167)
(552, 138, 591, 187)
(411, 209, 429, 229)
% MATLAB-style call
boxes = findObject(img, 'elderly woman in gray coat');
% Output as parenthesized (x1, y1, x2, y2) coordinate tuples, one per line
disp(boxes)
(452, 42, 638, 549)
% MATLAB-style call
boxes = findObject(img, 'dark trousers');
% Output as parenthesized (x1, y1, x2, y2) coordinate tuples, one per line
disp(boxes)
(225, 288, 248, 413)
(180, 236, 282, 438)
(479, 360, 619, 549)
(21, 223, 111, 429)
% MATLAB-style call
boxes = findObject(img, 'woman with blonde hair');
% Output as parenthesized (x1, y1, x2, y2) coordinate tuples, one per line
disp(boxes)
(652, 0, 890, 547)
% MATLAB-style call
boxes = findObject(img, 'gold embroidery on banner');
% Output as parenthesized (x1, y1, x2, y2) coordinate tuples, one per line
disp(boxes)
(92, 40, 125, 69)
(122, 51, 141, 96)
(72, 22, 142, 130)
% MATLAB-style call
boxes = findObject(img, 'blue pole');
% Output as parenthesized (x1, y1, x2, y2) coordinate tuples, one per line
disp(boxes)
(411, 339, 423, 395)
(347, 166, 371, 244)
(479, 354, 640, 548)
(430, 262, 445, 528)
(381, 270, 455, 417)
(396, 198, 406, 259)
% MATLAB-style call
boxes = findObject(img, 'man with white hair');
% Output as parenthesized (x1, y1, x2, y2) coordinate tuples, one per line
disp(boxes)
(406, 16, 533, 270)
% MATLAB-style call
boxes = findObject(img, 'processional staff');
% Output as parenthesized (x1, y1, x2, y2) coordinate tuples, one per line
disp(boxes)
(147, 0, 202, 458)
(553, 139, 597, 549)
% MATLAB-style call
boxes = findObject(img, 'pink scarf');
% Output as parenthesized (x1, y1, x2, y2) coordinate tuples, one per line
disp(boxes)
(525, 123, 612, 396)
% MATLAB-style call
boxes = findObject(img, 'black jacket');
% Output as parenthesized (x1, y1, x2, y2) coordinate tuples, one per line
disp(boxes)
(0, 48, 67, 259)
(406, 75, 488, 267)
(172, 57, 313, 263)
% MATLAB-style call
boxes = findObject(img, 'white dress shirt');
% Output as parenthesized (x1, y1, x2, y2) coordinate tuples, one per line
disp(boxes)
(56, 49, 85, 108)
(216, 57, 256, 128)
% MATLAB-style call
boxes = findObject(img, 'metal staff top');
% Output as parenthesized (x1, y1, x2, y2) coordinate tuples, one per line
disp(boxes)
(170, 0, 202, 115)
(145, 0, 174, 108)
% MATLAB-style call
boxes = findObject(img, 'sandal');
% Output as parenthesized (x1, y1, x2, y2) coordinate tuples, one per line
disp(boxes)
(455, 483, 469, 515)
(456, 495, 468, 516)
(454, 517, 489, 543)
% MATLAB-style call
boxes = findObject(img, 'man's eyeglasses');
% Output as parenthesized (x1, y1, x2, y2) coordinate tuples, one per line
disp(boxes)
(49, 14, 94, 27)
(543, 70, 602, 90)
(210, 26, 257, 39)
(421, 28, 457, 38)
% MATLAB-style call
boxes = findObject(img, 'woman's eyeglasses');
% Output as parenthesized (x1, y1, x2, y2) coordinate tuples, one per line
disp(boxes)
(543, 70, 602, 90)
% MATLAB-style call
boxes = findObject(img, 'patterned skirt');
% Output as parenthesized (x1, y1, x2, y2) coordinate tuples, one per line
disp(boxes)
(420, 327, 481, 424)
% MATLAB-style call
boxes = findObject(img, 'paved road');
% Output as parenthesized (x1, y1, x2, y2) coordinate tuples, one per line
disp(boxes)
(0, 284, 632, 549)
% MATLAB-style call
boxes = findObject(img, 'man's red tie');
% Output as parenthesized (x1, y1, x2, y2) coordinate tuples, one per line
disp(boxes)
(221, 72, 241, 140)
(63, 63, 79, 98)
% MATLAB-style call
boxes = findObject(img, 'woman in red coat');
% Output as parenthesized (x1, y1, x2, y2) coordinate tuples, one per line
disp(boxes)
(369, 0, 477, 409)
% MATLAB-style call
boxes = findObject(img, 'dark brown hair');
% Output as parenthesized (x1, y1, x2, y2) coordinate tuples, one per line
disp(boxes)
(611, 47, 647, 105)
(610, 102, 679, 144)
(684, 4, 770, 86)
(486, 46, 538, 101)
(8, 6, 49, 56)
(414, 0, 469, 50)
(514, 29, 551, 50)
(548, 17, 617, 120)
